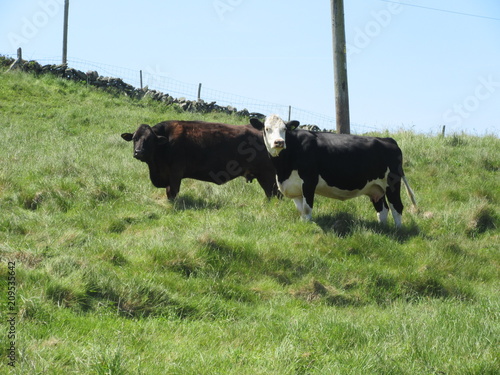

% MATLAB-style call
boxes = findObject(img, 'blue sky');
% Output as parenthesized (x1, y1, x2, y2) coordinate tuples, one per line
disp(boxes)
(1, 0, 499, 135)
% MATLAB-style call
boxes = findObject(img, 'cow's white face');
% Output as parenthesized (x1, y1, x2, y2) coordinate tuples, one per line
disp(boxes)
(250, 114, 299, 157)
(263, 115, 287, 157)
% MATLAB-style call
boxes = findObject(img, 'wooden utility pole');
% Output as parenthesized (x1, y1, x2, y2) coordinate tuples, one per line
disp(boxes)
(331, 0, 350, 134)
(62, 0, 69, 64)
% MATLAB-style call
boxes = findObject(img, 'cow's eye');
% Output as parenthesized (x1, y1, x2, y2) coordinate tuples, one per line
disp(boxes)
(265, 128, 271, 133)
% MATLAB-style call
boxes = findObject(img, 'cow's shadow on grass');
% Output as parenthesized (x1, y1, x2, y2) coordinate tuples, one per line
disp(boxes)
(315, 212, 420, 242)
(172, 194, 221, 211)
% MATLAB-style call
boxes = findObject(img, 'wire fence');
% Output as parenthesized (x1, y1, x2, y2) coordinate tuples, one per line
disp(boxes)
(4, 54, 379, 132)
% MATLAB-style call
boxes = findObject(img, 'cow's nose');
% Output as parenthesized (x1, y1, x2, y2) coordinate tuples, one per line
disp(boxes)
(274, 139, 285, 149)
(133, 149, 144, 159)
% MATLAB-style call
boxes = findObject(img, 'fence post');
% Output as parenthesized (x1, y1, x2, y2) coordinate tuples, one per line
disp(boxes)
(288, 106, 292, 121)
(6, 48, 23, 72)
(198, 83, 202, 101)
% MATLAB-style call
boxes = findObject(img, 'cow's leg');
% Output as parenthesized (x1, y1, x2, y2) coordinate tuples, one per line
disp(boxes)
(167, 178, 181, 201)
(372, 196, 389, 224)
(293, 196, 304, 215)
(256, 174, 280, 199)
(292, 197, 313, 221)
(386, 173, 404, 228)
(389, 203, 402, 228)
(300, 177, 317, 221)
(166, 186, 176, 201)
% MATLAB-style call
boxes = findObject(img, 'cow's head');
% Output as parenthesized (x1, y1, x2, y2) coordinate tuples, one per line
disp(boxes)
(121, 124, 168, 162)
(250, 114, 299, 157)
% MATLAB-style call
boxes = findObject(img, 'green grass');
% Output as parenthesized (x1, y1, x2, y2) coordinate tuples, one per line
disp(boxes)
(0, 69, 499, 374)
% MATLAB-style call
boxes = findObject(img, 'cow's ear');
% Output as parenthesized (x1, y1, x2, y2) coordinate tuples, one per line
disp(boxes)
(121, 133, 133, 142)
(286, 120, 300, 131)
(157, 136, 169, 145)
(250, 118, 264, 130)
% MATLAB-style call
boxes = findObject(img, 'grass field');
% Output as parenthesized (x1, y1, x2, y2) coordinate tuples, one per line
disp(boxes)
(0, 68, 499, 374)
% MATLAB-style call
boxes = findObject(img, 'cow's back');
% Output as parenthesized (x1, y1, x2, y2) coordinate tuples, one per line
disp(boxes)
(281, 131, 403, 190)
(153, 120, 262, 161)
(153, 121, 256, 147)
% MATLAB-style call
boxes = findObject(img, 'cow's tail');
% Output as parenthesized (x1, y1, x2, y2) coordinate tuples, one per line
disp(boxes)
(402, 176, 417, 207)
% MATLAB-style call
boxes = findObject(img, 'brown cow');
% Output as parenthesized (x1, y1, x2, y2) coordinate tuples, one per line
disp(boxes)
(121, 120, 279, 200)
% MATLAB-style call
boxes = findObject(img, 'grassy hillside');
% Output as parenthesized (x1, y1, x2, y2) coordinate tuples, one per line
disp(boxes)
(0, 69, 498, 374)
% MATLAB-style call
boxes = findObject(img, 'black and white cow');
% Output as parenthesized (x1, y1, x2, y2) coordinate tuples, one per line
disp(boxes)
(250, 114, 416, 227)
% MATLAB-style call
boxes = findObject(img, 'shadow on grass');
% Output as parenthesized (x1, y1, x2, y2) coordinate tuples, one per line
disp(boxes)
(315, 211, 420, 242)
(172, 194, 221, 211)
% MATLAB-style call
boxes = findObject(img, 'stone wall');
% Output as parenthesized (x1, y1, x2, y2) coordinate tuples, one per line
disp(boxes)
(1, 56, 326, 130)
(0, 56, 257, 118)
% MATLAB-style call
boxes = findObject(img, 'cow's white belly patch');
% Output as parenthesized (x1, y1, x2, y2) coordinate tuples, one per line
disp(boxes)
(316, 172, 388, 202)
(278, 169, 389, 202)
(278, 170, 303, 198)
